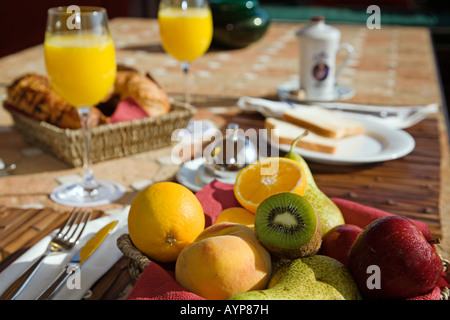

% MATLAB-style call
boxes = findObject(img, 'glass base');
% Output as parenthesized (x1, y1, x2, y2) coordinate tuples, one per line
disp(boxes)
(50, 180, 125, 207)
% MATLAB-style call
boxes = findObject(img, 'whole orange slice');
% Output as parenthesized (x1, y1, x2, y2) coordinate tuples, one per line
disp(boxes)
(234, 157, 307, 214)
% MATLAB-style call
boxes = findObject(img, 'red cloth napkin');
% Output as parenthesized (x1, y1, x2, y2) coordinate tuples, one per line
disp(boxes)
(127, 180, 448, 300)
(127, 262, 204, 300)
(195, 179, 241, 227)
(331, 198, 433, 241)
(109, 97, 149, 123)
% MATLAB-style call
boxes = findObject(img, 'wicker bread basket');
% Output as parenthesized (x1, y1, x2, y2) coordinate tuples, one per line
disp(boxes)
(5, 99, 195, 167)
(117, 233, 450, 299)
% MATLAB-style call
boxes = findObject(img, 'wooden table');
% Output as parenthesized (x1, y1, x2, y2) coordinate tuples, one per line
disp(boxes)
(0, 18, 449, 300)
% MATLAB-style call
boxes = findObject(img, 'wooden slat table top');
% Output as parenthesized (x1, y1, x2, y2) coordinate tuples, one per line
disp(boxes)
(0, 18, 449, 300)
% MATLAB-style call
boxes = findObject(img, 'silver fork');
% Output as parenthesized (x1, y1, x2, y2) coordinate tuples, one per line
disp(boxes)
(0, 208, 91, 300)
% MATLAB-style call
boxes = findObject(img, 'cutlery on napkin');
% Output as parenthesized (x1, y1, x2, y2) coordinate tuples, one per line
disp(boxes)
(126, 180, 448, 301)
(237, 96, 439, 129)
(0, 206, 129, 300)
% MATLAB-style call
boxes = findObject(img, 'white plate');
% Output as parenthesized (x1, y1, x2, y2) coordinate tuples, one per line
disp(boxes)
(273, 116, 415, 165)
(277, 79, 355, 102)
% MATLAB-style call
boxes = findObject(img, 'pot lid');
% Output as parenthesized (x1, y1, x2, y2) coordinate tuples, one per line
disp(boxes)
(296, 16, 341, 40)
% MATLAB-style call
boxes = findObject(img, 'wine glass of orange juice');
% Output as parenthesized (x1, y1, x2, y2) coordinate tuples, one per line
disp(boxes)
(158, 0, 213, 105)
(45, 6, 124, 206)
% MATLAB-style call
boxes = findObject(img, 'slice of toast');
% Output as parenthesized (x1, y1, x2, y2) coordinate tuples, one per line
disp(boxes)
(265, 117, 338, 154)
(283, 106, 365, 139)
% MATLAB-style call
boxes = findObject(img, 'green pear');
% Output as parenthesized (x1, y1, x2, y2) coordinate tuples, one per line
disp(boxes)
(229, 255, 362, 300)
(285, 132, 345, 236)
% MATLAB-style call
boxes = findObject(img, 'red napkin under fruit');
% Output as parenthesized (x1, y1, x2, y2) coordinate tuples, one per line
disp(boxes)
(331, 198, 433, 241)
(127, 262, 204, 300)
(127, 180, 448, 300)
(109, 97, 149, 123)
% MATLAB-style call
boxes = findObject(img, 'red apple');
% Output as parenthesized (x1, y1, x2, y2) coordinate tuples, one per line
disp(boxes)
(319, 224, 362, 266)
(347, 216, 442, 299)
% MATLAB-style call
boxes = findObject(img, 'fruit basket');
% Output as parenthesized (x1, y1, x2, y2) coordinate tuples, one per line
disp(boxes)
(116, 166, 450, 300)
(5, 99, 195, 167)
(117, 234, 151, 281)
(117, 233, 450, 300)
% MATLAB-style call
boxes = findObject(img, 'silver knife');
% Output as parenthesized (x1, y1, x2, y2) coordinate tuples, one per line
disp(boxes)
(35, 220, 118, 300)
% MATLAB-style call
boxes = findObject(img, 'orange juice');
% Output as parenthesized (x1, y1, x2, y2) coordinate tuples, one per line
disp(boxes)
(44, 34, 116, 107)
(158, 7, 213, 62)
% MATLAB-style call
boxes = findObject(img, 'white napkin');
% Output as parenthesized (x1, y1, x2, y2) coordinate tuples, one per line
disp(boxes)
(0, 206, 130, 300)
(237, 96, 439, 129)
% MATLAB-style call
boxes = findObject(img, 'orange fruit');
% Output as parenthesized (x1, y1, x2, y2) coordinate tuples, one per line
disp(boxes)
(234, 157, 307, 214)
(128, 181, 205, 263)
(215, 207, 255, 228)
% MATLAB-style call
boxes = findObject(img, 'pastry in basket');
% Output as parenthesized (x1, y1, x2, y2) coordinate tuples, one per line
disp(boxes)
(5, 69, 171, 129)
(112, 68, 171, 118)
(5, 73, 108, 129)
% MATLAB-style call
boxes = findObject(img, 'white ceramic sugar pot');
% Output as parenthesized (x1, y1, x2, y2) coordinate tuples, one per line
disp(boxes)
(296, 16, 353, 101)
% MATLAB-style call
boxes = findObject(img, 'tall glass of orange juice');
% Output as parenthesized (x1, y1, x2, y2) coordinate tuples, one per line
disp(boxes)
(158, 0, 213, 105)
(45, 6, 124, 206)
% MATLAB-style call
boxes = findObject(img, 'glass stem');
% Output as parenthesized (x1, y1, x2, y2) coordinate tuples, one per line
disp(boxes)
(78, 107, 97, 192)
(182, 61, 191, 105)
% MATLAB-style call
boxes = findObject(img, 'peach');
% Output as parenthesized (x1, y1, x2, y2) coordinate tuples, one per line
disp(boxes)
(175, 222, 272, 300)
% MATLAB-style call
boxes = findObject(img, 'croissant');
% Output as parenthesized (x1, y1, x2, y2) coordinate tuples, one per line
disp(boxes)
(5, 69, 171, 129)
(112, 69, 171, 117)
(5, 73, 108, 129)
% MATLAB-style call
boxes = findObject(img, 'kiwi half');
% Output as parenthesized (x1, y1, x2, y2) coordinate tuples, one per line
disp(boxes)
(255, 192, 322, 259)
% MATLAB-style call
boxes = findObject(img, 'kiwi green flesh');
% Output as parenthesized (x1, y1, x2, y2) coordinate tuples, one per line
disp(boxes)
(261, 215, 322, 259)
(255, 192, 318, 250)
